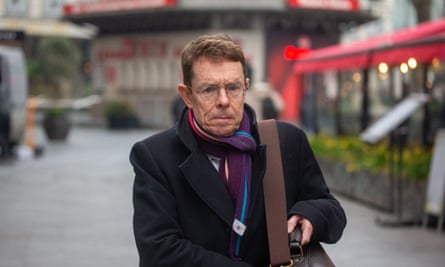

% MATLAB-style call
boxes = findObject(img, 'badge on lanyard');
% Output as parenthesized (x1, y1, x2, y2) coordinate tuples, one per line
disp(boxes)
(232, 218, 246, 236)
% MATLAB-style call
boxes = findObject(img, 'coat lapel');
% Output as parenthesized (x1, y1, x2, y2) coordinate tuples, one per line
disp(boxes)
(250, 145, 266, 206)
(180, 151, 235, 226)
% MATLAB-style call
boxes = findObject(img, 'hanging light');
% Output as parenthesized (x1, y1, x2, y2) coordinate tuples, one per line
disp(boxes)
(407, 57, 417, 69)
(378, 62, 388, 73)
(432, 58, 441, 69)
(352, 72, 362, 83)
(400, 62, 409, 74)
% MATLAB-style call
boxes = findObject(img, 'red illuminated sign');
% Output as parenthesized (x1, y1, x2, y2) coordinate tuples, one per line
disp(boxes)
(287, 0, 359, 11)
(64, 0, 176, 15)
(283, 45, 310, 60)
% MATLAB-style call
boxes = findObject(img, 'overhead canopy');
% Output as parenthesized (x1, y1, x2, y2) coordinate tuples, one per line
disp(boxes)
(62, 0, 374, 35)
(294, 18, 445, 73)
(0, 18, 97, 39)
(371, 34, 445, 66)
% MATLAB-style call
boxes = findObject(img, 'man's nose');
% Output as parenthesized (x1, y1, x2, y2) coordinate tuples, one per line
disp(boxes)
(216, 88, 230, 104)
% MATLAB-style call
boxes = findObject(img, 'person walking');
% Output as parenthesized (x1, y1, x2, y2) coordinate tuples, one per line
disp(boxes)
(130, 33, 346, 267)
(245, 80, 284, 120)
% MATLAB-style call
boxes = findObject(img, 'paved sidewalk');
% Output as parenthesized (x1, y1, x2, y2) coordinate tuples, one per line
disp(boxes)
(325, 196, 445, 267)
(0, 127, 444, 267)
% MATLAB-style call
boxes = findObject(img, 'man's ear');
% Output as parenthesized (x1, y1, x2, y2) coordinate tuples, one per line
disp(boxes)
(178, 84, 193, 108)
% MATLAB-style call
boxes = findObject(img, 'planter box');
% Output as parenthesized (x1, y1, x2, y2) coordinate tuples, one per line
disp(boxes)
(319, 159, 426, 220)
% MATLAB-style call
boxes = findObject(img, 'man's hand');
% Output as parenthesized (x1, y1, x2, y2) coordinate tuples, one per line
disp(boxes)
(287, 215, 313, 245)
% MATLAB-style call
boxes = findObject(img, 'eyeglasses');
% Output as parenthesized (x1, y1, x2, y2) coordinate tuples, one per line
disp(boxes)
(187, 83, 247, 102)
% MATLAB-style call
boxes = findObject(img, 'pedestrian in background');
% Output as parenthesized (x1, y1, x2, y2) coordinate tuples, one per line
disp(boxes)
(130, 33, 346, 267)
(245, 80, 284, 120)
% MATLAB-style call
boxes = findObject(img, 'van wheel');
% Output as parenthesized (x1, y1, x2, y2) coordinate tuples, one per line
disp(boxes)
(0, 135, 9, 158)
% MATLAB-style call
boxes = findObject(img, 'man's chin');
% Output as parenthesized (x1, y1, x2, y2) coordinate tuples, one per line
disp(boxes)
(208, 125, 237, 137)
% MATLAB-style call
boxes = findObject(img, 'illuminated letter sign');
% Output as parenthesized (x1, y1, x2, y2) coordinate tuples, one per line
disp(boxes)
(287, 0, 359, 11)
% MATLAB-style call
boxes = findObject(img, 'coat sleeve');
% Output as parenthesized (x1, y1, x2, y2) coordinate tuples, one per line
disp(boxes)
(130, 141, 252, 267)
(278, 122, 347, 244)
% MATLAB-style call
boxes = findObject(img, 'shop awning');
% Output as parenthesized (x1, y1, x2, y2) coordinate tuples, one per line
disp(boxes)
(370, 34, 445, 66)
(294, 18, 445, 73)
(0, 18, 97, 39)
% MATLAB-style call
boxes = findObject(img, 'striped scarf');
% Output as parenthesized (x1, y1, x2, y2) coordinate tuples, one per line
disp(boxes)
(188, 110, 256, 259)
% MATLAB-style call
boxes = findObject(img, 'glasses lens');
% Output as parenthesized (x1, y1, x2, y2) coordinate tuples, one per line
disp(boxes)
(199, 86, 219, 101)
(196, 83, 245, 102)
(226, 83, 243, 98)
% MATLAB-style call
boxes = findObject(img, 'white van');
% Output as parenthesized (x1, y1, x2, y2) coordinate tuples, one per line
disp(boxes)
(0, 46, 27, 157)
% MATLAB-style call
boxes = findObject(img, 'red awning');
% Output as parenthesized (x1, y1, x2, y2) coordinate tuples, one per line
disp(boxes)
(371, 34, 445, 66)
(294, 18, 445, 73)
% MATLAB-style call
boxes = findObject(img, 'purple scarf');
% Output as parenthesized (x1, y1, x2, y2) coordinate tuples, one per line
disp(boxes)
(188, 110, 256, 259)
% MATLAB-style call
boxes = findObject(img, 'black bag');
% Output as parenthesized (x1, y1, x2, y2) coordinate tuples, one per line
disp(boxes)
(289, 227, 335, 267)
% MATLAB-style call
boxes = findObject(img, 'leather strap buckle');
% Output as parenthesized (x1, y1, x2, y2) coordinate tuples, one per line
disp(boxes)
(291, 245, 304, 263)
(269, 258, 294, 267)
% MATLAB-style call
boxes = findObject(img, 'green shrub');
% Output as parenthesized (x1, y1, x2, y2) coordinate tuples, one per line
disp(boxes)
(103, 100, 135, 118)
(308, 134, 432, 181)
(45, 107, 67, 116)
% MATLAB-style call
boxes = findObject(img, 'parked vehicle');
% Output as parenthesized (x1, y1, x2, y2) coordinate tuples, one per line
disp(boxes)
(0, 46, 27, 157)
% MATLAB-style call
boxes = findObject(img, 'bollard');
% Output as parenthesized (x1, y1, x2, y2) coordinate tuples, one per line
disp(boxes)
(25, 96, 36, 150)
(18, 96, 44, 158)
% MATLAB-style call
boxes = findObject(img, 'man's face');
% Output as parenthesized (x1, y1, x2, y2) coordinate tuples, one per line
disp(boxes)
(179, 57, 248, 137)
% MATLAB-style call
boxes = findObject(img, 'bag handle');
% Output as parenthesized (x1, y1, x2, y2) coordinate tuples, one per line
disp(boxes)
(258, 119, 292, 267)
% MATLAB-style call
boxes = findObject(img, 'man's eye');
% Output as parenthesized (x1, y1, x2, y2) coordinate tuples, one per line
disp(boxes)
(202, 86, 218, 94)
(227, 84, 241, 92)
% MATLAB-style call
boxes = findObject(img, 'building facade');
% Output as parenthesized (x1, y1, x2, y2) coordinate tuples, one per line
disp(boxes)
(63, 0, 374, 127)
(0, 0, 95, 46)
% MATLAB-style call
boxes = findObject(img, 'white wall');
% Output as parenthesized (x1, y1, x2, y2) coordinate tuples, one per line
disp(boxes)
(92, 30, 264, 92)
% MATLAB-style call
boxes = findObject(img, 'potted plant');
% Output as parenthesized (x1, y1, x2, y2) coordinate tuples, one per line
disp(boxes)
(42, 107, 71, 140)
(103, 99, 140, 129)
(30, 37, 81, 141)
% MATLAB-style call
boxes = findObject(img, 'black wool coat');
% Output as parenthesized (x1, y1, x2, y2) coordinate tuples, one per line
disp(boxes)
(130, 106, 346, 267)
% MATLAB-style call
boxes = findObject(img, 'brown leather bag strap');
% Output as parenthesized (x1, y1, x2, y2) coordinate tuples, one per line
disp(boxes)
(258, 119, 291, 267)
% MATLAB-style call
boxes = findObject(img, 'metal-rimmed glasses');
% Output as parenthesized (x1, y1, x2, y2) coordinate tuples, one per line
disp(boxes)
(186, 83, 247, 102)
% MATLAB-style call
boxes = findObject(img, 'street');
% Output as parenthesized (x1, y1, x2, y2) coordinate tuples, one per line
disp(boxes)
(0, 126, 444, 267)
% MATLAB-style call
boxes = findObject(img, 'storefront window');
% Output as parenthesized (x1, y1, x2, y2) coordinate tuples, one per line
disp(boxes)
(159, 61, 170, 90)
(429, 60, 445, 135)
(315, 71, 337, 135)
(116, 61, 123, 91)
(146, 60, 158, 89)
(314, 69, 371, 136)
(124, 61, 133, 90)
(338, 70, 361, 135)
(403, 65, 425, 143)
(368, 67, 393, 127)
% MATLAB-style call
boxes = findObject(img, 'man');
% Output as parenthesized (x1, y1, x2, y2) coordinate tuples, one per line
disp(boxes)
(130, 33, 346, 267)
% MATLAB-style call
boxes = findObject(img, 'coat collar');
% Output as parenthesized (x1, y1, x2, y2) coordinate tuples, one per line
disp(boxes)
(175, 104, 265, 226)
(175, 104, 260, 150)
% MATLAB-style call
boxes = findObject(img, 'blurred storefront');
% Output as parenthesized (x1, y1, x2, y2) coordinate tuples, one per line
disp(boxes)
(293, 17, 445, 146)
(0, 0, 97, 103)
(62, 0, 374, 127)
(0, 0, 96, 52)
(0, 18, 95, 40)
